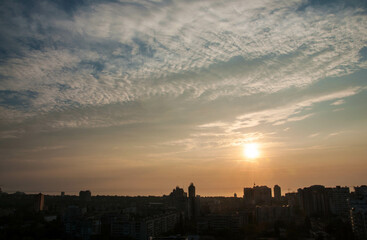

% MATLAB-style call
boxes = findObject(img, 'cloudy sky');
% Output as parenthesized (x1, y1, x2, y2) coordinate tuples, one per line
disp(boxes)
(0, 0, 366, 196)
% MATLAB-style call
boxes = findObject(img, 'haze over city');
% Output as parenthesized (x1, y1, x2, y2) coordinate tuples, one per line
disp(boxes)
(0, 0, 367, 196)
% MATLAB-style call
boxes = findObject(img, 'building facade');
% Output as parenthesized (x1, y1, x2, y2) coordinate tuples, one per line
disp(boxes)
(274, 185, 281, 201)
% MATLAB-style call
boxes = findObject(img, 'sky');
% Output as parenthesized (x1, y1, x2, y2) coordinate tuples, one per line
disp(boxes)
(0, 0, 366, 196)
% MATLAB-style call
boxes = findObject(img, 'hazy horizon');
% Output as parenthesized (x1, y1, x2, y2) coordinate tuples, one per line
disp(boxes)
(3, 183, 365, 198)
(0, 0, 366, 196)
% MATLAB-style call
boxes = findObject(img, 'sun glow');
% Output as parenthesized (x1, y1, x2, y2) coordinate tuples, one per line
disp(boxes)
(243, 143, 260, 159)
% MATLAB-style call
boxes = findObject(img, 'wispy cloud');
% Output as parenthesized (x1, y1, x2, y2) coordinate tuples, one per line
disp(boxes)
(0, 129, 25, 139)
(0, 0, 366, 127)
(28, 145, 66, 153)
(185, 87, 362, 150)
(232, 87, 362, 130)
(198, 122, 227, 128)
(327, 131, 345, 138)
(308, 133, 320, 138)
(331, 99, 345, 106)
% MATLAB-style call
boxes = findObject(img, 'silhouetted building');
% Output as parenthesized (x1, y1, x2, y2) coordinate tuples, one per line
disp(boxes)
(234, 193, 237, 198)
(244, 185, 272, 205)
(255, 205, 291, 224)
(34, 193, 44, 212)
(63, 206, 82, 236)
(145, 212, 178, 238)
(111, 212, 179, 240)
(298, 185, 330, 217)
(188, 183, 200, 220)
(79, 190, 91, 202)
(188, 183, 195, 199)
(274, 185, 281, 201)
(243, 187, 254, 204)
(169, 186, 187, 199)
(197, 214, 243, 233)
(354, 185, 367, 198)
(254, 186, 272, 204)
(169, 186, 187, 214)
(110, 215, 143, 239)
(195, 195, 200, 218)
(62, 205, 101, 238)
(350, 197, 367, 240)
(61, 191, 65, 197)
(327, 186, 350, 217)
(285, 192, 299, 207)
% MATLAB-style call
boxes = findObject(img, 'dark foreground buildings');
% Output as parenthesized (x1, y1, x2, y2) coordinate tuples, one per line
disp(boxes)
(0, 184, 366, 239)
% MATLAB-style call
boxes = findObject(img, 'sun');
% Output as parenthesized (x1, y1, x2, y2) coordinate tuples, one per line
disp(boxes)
(243, 143, 260, 159)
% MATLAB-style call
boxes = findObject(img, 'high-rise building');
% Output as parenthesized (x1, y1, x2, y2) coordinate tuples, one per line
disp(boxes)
(188, 183, 198, 220)
(188, 183, 195, 199)
(244, 186, 272, 205)
(61, 191, 65, 197)
(327, 186, 350, 217)
(274, 185, 281, 201)
(350, 197, 367, 240)
(34, 193, 44, 212)
(195, 195, 201, 219)
(111, 212, 179, 239)
(169, 186, 187, 213)
(243, 187, 255, 204)
(298, 185, 330, 217)
(354, 185, 367, 197)
(285, 192, 299, 207)
(169, 186, 187, 199)
(79, 190, 92, 202)
(254, 186, 272, 204)
(255, 205, 291, 224)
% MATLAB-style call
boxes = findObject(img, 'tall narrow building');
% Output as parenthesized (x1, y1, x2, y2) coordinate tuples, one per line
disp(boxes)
(34, 193, 44, 212)
(188, 183, 197, 220)
(188, 183, 195, 198)
(274, 185, 281, 201)
(244, 187, 255, 204)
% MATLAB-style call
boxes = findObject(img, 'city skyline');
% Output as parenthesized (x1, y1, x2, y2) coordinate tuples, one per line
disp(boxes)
(1, 183, 364, 198)
(0, 0, 367, 196)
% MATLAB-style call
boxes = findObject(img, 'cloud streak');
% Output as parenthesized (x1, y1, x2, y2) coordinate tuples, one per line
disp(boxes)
(230, 87, 362, 130)
(0, 0, 366, 127)
(188, 87, 363, 150)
